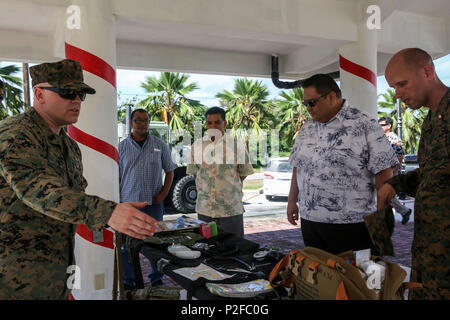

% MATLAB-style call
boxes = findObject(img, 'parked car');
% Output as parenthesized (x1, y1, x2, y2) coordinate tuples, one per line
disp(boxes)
(402, 154, 419, 174)
(263, 157, 293, 201)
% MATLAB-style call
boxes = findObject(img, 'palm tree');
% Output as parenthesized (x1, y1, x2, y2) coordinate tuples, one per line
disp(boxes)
(215, 78, 275, 139)
(377, 88, 428, 154)
(136, 72, 205, 133)
(0, 64, 24, 120)
(276, 88, 310, 151)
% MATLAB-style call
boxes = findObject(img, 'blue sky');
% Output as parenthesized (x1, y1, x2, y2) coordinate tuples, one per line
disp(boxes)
(117, 54, 450, 107)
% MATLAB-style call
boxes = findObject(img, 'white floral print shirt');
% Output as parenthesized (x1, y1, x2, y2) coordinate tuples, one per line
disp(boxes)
(289, 101, 398, 224)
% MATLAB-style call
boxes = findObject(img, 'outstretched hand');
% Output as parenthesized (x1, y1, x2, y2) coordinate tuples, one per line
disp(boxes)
(107, 202, 159, 239)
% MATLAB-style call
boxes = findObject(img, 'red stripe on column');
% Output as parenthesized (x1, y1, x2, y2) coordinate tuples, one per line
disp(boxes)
(339, 55, 377, 87)
(68, 124, 119, 164)
(76, 224, 115, 250)
(65, 42, 116, 89)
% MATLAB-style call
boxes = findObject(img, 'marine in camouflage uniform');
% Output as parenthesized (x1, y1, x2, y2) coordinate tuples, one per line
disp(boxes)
(0, 60, 117, 299)
(385, 89, 449, 299)
(380, 48, 450, 300)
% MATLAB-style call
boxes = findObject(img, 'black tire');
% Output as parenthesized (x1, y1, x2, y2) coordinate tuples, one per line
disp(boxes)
(171, 175, 197, 213)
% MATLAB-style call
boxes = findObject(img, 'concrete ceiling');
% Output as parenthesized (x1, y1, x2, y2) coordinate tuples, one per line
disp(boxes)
(0, 0, 449, 79)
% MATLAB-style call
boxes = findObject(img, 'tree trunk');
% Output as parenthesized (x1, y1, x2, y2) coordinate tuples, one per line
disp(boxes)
(22, 63, 31, 111)
(161, 109, 168, 124)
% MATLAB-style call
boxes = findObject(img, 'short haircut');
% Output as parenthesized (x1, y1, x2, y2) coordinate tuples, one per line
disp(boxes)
(401, 48, 433, 70)
(0, 79, 4, 89)
(205, 107, 226, 121)
(302, 74, 342, 99)
(130, 108, 148, 120)
(378, 116, 393, 127)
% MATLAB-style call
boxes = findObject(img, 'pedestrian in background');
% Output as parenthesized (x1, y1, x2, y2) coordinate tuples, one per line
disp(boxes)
(378, 117, 412, 224)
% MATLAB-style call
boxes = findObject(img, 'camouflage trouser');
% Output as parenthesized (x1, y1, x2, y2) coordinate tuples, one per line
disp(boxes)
(409, 269, 450, 300)
(0, 252, 70, 300)
(408, 260, 450, 300)
(409, 288, 450, 300)
(408, 205, 450, 300)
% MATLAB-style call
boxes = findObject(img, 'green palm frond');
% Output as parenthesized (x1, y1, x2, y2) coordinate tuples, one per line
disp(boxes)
(136, 72, 205, 133)
(0, 64, 25, 120)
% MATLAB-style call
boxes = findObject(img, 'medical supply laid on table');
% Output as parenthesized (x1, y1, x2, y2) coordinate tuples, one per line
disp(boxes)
(200, 223, 212, 238)
(253, 251, 268, 261)
(156, 216, 205, 232)
(208, 221, 218, 236)
(206, 279, 273, 298)
(167, 244, 201, 259)
(172, 263, 234, 281)
(191, 242, 215, 252)
(144, 231, 204, 246)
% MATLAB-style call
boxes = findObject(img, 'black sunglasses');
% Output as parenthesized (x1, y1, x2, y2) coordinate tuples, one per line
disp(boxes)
(38, 87, 86, 101)
(302, 92, 330, 108)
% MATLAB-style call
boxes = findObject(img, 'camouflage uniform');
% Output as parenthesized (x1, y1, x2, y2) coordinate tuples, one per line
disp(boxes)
(386, 89, 450, 299)
(0, 60, 117, 299)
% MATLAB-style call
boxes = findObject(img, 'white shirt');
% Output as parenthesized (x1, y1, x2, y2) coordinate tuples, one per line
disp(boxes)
(289, 101, 398, 224)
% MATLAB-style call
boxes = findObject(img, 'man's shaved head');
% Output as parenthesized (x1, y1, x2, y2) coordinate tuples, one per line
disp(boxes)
(385, 47, 447, 111)
(394, 48, 434, 71)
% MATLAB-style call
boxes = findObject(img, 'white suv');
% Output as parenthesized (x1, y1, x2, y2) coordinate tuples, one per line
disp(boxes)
(263, 157, 293, 201)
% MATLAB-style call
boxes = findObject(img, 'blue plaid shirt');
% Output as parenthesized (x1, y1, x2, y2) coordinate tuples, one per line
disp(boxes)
(119, 134, 177, 204)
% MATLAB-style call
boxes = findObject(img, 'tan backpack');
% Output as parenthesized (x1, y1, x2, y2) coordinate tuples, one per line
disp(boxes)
(269, 247, 421, 300)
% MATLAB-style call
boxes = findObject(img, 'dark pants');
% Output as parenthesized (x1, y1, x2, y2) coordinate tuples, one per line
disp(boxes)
(198, 214, 244, 238)
(122, 203, 164, 286)
(300, 218, 379, 256)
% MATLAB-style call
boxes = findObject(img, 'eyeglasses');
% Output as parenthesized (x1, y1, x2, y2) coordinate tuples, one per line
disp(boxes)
(132, 119, 150, 124)
(379, 123, 389, 127)
(38, 87, 86, 101)
(302, 92, 330, 108)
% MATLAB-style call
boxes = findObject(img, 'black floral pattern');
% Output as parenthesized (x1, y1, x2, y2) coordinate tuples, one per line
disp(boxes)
(289, 102, 398, 223)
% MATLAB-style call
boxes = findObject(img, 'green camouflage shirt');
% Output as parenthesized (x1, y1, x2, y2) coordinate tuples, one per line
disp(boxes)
(0, 108, 117, 299)
(187, 134, 254, 218)
(386, 88, 450, 300)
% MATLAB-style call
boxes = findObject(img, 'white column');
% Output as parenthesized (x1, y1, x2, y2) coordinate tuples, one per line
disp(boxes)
(59, 0, 119, 300)
(339, 21, 378, 116)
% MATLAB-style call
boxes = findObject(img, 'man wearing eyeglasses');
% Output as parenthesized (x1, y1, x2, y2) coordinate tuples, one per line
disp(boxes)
(0, 59, 159, 299)
(287, 74, 398, 255)
(378, 116, 402, 146)
(118, 108, 176, 288)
